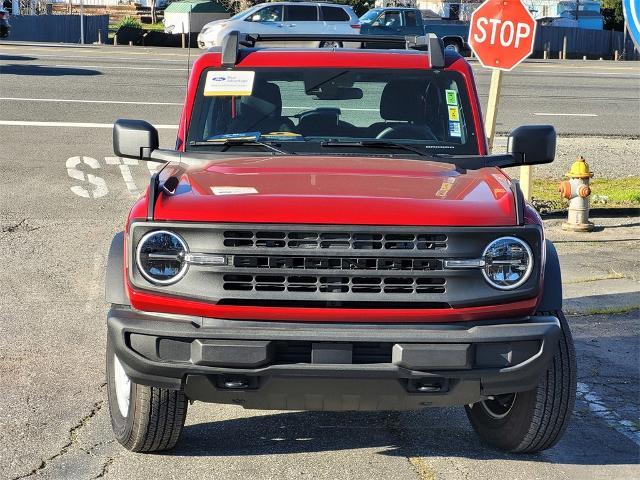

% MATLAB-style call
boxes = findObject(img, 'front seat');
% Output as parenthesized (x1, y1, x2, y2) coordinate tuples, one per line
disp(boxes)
(368, 80, 437, 141)
(228, 81, 295, 134)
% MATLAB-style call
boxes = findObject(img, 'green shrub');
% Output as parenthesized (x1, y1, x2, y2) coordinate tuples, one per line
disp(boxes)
(117, 16, 143, 30)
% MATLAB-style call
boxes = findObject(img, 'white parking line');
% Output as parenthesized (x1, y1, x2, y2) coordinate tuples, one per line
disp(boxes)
(54, 63, 187, 71)
(0, 97, 182, 106)
(532, 113, 599, 117)
(282, 106, 378, 112)
(0, 120, 178, 129)
(577, 382, 640, 447)
(0, 51, 190, 62)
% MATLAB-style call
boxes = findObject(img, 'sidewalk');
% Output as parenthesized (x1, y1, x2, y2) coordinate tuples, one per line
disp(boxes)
(545, 215, 640, 315)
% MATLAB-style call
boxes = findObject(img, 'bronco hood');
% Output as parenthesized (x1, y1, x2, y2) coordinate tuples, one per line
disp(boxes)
(151, 155, 517, 226)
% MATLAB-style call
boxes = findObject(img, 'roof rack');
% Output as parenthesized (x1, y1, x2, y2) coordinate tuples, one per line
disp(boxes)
(220, 32, 445, 69)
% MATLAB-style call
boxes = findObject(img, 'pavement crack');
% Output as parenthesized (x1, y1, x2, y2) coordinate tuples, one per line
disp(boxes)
(1, 219, 42, 234)
(10, 400, 104, 480)
(93, 457, 114, 479)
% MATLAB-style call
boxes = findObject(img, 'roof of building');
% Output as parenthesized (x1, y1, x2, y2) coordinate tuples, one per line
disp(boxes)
(164, 1, 228, 14)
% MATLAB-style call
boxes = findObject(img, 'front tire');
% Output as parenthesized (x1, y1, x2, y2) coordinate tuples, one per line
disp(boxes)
(106, 335, 188, 452)
(465, 310, 576, 452)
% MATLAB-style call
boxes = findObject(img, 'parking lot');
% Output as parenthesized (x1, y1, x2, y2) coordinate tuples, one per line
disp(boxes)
(1, 43, 639, 479)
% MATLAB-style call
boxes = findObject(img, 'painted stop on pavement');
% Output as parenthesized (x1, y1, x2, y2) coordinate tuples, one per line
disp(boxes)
(469, 0, 537, 71)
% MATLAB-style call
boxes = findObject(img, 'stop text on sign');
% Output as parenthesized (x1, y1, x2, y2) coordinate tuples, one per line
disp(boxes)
(472, 18, 531, 48)
(468, 0, 537, 71)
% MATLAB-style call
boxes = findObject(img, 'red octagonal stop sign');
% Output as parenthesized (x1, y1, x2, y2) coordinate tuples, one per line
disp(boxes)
(469, 0, 537, 71)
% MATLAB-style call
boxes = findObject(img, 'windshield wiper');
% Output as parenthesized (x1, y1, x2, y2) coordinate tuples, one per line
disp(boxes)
(189, 139, 293, 155)
(320, 140, 442, 159)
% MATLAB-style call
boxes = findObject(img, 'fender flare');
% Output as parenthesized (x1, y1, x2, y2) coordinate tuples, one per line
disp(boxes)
(538, 240, 563, 312)
(105, 232, 130, 306)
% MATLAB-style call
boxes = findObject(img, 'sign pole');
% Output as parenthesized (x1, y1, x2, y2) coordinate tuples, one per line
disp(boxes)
(484, 68, 503, 152)
(80, 0, 85, 45)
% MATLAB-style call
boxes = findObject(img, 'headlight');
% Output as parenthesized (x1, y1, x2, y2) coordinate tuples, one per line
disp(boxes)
(482, 236, 533, 290)
(136, 230, 188, 285)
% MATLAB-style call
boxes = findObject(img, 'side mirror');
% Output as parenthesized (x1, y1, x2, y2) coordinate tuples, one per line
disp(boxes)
(250, 14, 261, 22)
(507, 125, 556, 165)
(113, 119, 159, 160)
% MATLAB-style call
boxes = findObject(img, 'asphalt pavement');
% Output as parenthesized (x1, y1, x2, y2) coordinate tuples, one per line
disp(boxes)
(1, 42, 639, 480)
(0, 42, 639, 136)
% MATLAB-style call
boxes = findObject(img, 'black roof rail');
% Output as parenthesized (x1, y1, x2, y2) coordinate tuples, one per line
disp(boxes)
(219, 31, 445, 69)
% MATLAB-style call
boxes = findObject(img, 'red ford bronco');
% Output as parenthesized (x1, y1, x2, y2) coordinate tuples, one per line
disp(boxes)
(105, 32, 576, 453)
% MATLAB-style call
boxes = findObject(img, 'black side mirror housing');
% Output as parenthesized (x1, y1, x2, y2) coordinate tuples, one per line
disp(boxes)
(113, 119, 159, 160)
(507, 125, 556, 165)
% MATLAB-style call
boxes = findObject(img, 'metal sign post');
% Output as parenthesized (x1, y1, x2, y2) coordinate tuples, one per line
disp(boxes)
(80, 0, 85, 45)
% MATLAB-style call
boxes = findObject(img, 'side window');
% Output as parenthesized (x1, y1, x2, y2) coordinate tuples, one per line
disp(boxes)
(284, 5, 318, 21)
(405, 11, 418, 27)
(321, 6, 350, 22)
(378, 11, 401, 27)
(246, 5, 282, 23)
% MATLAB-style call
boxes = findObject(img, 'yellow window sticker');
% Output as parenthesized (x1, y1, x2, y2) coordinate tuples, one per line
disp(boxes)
(448, 105, 459, 122)
(204, 71, 255, 97)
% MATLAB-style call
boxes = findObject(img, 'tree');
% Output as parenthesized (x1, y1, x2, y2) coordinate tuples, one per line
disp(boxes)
(218, 0, 257, 15)
(342, 0, 374, 17)
(601, 0, 624, 31)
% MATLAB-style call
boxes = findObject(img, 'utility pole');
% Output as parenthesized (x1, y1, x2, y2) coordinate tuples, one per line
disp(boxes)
(80, 0, 84, 44)
(575, 0, 580, 23)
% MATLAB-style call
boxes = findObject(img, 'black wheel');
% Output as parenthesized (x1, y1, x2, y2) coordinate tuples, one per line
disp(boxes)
(443, 40, 461, 53)
(319, 41, 343, 49)
(106, 334, 188, 452)
(465, 310, 576, 452)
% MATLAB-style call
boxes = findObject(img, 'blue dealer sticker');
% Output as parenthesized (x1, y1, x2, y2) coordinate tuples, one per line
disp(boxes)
(449, 122, 462, 138)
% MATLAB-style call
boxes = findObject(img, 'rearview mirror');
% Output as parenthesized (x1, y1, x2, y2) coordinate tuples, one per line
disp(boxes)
(113, 119, 159, 160)
(313, 87, 363, 101)
(507, 125, 556, 165)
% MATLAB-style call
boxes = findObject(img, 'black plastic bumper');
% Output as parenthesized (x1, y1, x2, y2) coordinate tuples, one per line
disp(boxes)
(107, 307, 561, 411)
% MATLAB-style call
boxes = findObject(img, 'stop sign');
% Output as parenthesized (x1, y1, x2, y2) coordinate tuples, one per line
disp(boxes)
(469, 0, 537, 71)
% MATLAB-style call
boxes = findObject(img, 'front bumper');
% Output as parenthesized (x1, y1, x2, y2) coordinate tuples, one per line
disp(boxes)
(108, 307, 561, 411)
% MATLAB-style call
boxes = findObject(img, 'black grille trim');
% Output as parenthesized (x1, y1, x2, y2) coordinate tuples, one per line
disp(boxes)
(217, 299, 450, 309)
(223, 274, 446, 295)
(271, 341, 394, 364)
(223, 230, 447, 251)
(232, 255, 443, 272)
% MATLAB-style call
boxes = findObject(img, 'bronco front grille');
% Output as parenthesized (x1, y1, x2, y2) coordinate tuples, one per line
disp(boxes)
(232, 255, 442, 271)
(129, 222, 544, 309)
(223, 230, 447, 251)
(223, 274, 446, 295)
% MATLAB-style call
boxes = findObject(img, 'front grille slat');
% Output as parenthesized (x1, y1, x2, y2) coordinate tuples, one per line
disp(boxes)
(223, 274, 445, 295)
(223, 230, 447, 251)
(233, 255, 443, 272)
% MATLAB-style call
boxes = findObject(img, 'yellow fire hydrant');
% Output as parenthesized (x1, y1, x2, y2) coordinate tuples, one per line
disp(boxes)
(559, 156, 594, 231)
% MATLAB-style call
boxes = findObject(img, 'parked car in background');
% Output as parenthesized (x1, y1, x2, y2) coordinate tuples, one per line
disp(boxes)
(0, 8, 10, 38)
(360, 7, 469, 54)
(197, 2, 360, 49)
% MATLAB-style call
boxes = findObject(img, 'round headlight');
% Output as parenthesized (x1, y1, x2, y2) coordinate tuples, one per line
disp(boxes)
(482, 236, 533, 290)
(136, 230, 188, 285)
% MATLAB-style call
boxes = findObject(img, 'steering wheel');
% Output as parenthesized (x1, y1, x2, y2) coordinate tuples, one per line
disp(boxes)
(376, 125, 437, 141)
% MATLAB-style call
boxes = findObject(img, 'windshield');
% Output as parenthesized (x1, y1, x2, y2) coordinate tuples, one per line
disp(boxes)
(359, 9, 381, 24)
(231, 4, 261, 20)
(187, 68, 479, 155)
